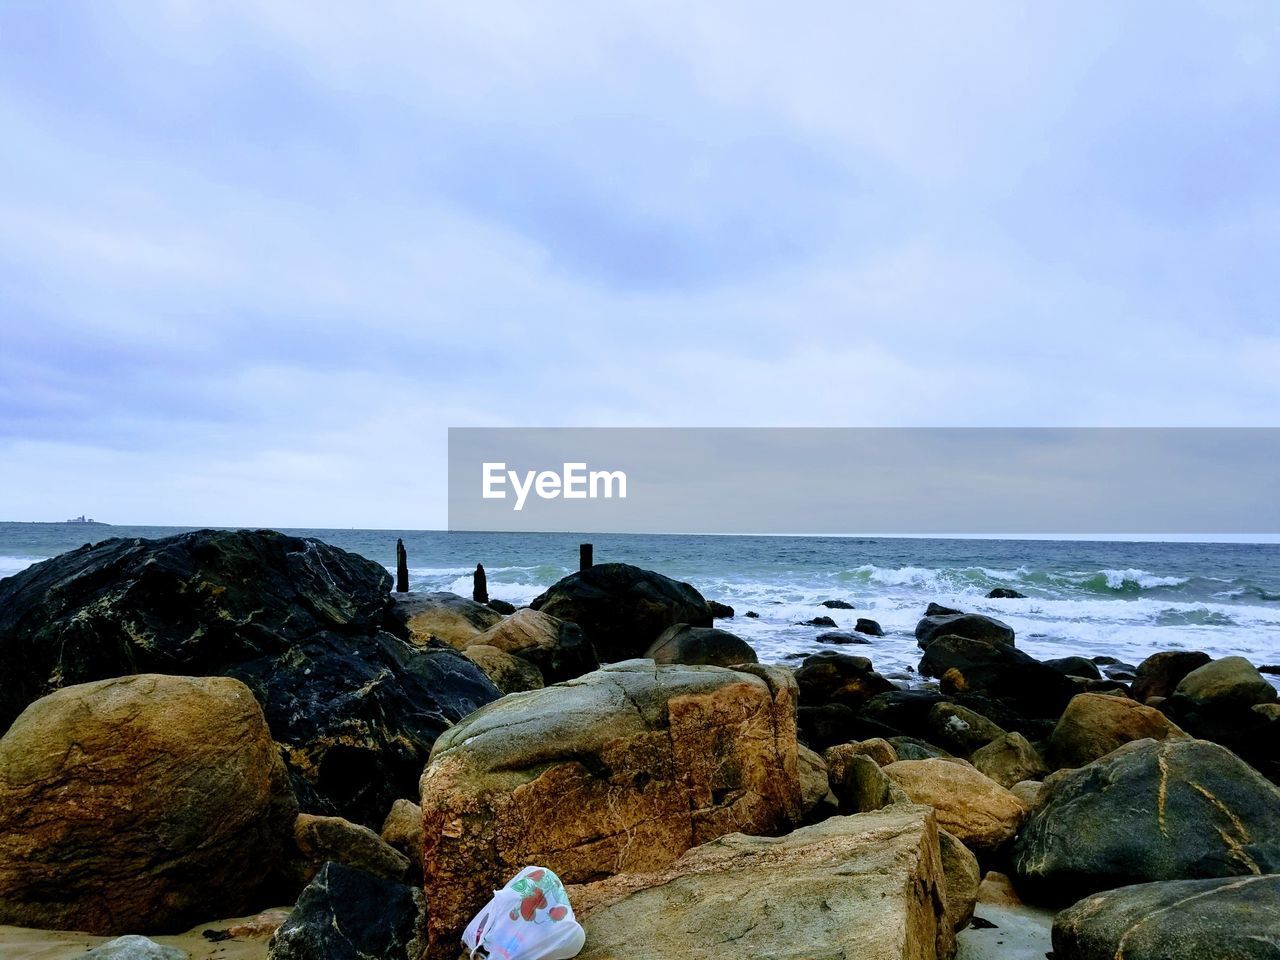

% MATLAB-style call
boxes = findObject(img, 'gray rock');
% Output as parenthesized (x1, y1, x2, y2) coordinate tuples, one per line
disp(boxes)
(1173, 656, 1278, 710)
(84, 936, 188, 960)
(645, 623, 757, 667)
(1052, 874, 1280, 960)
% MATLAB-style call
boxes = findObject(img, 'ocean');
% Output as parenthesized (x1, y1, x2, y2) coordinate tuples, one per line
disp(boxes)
(2, 523, 1277, 683)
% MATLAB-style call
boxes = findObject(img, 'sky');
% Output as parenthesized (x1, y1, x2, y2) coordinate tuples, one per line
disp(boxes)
(1, 1, 1278, 528)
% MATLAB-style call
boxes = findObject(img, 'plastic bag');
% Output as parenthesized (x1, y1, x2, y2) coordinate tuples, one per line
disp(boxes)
(462, 865, 586, 960)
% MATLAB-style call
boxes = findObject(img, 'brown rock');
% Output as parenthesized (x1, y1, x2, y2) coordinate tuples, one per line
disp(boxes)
(1009, 779, 1046, 812)
(226, 908, 292, 940)
(399, 591, 502, 648)
(286, 813, 409, 888)
(418, 661, 802, 955)
(938, 829, 980, 932)
(976, 870, 1023, 907)
(971, 732, 1048, 789)
(883, 758, 1026, 853)
(1047, 692, 1186, 769)
(828, 751, 911, 814)
(470, 607, 598, 683)
(827, 737, 899, 768)
(461, 644, 544, 693)
(380, 798, 425, 871)
(1131, 650, 1212, 703)
(570, 805, 955, 960)
(797, 744, 838, 820)
(0, 674, 296, 934)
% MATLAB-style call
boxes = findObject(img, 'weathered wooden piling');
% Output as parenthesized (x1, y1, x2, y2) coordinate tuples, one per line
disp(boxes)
(580, 542, 593, 571)
(473, 563, 488, 604)
(395, 538, 409, 593)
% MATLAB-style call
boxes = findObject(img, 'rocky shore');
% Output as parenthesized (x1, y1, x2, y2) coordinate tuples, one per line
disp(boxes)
(0, 530, 1278, 959)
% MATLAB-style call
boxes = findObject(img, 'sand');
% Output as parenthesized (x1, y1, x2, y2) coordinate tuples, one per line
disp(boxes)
(0, 909, 290, 960)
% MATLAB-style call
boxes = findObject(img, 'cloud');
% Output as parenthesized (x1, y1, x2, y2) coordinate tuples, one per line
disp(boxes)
(1, 1, 1278, 525)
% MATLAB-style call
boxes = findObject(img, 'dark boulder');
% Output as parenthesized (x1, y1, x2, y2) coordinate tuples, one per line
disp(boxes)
(486, 599, 517, 615)
(796, 703, 857, 751)
(915, 613, 1015, 649)
(802, 615, 838, 627)
(860, 690, 950, 740)
(854, 618, 884, 636)
(919, 636, 1077, 719)
(815, 631, 871, 646)
(1043, 656, 1102, 680)
(1052, 874, 1280, 960)
(706, 600, 735, 619)
(744, 611, 760, 619)
(1011, 738, 1280, 905)
(794, 652, 895, 710)
(1132, 650, 1212, 703)
(644, 624, 757, 667)
(986, 588, 1026, 599)
(268, 862, 421, 960)
(1171, 656, 1277, 711)
(530, 563, 710, 661)
(0, 529, 500, 827)
(820, 599, 855, 609)
(926, 603, 963, 617)
(887, 737, 955, 761)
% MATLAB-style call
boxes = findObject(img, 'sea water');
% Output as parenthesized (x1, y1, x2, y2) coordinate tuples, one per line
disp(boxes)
(1, 524, 1277, 683)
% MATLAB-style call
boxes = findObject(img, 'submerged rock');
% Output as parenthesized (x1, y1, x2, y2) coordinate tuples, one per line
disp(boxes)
(816, 630, 872, 645)
(644, 623, 757, 667)
(1011, 738, 1280, 904)
(855, 617, 885, 636)
(821, 599, 856, 609)
(1052, 874, 1280, 960)
(418, 661, 802, 953)
(0, 530, 500, 826)
(530, 563, 711, 661)
(986, 588, 1026, 599)
(0, 675, 296, 934)
(268, 862, 420, 960)
(570, 805, 955, 960)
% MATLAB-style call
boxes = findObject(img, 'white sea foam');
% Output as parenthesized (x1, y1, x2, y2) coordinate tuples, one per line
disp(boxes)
(1099, 568, 1190, 590)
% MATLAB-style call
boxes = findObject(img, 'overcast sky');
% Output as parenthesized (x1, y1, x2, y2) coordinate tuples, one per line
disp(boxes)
(2, 2, 1278, 528)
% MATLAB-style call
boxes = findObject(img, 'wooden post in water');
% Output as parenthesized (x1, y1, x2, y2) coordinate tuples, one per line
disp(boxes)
(473, 563, 488, 604)
(580, 542, 593, 571)
(395, 538, 409, 593)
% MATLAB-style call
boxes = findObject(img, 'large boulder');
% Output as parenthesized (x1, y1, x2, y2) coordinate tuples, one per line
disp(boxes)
(915, 613, 1015, 649)
(919, 636, 1078, 719)
(1052, 874, 1280, 960)
(0, 530, 500, 827)
(469, 607, 597, 683)
(1131, 650, 1212, 703)
(971, 732, 1048, 789)
(0, 674, 297, 934)
(926, 702, 1006, 757)
(461, 644, 544, 693)
(268, 862, 421, 960)
(882, 759, 1027, 854)
(1171, 656, 1278, 710)
(644, 623, 758, 667)
(570, 805, 955, 960)
(1047, 692, 1186, 769)
(530, 563, 711, 661)
(396, 591, 503, 647)
(1011, 738, 1280, 904)
(418, 661, 802, 954)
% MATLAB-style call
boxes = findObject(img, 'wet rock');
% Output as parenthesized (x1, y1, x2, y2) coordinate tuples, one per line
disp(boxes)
(1052, 874, 1280, 960)
(797, 702, 857, 751)
(644, 623, 757, 667)
(794, 651, 896, 710)
(0, 530, 500, 826)
(803, 615, 839, 627)
(398, 591, 503, 647)
(418, 661, 802, 952)
(470, 607, 596, 684)
(268, 862, 421, 960)
(1011, 738, 1280, 904)
(971, 733, 1048, 789)
(821, 599, 855, 609)
(920, 636, 1077, 719)
(570, 805, 954, 960)
(706, 600, 735, 619)
(855, 617, 885, 636)
(1042, 656, 1102, 679)
(883, 758, 1027, 854)
(0, 675, 296, 934)
(286, 813, 409, 888)
(530, 563, 711, 661)
(1131, 650, 1212, 703)
(485, 599, 517, 615)
(744, 610, 760, 618)
(816, 630, 872, 645)
(986, 588, 1026, 599)
(1046, 692, 1186, 769)
(926, 602, 963, 617)
(915, 613, 1015, 649)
